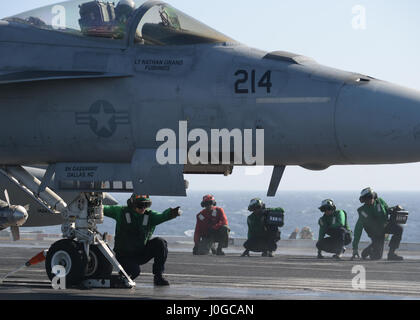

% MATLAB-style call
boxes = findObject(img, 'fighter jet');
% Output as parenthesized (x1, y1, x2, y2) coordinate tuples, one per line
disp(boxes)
(1, 0, 420, 287)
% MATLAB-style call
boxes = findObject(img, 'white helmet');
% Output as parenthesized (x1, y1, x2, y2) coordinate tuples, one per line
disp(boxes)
(318, 199, 336, 212)
(248, 198, 265, 212)
(359, 187, 377, 203)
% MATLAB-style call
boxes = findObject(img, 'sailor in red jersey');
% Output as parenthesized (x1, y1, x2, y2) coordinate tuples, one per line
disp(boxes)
(193, 195, 230, 255)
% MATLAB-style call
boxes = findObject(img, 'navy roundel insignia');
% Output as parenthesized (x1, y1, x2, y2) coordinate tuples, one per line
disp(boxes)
(76, 100, 130, 138)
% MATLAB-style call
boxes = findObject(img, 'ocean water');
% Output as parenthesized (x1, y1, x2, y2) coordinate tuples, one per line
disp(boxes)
(24, 191, 420, 243)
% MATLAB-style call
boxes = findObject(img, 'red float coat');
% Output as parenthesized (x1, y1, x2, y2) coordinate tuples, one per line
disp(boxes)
(194, 207, 228, 244)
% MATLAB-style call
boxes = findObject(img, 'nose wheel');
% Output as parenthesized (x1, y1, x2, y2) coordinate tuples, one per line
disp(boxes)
(45, 239, 87, 287)
(45, 239, 127, 288)
(84, 245, 113, 279)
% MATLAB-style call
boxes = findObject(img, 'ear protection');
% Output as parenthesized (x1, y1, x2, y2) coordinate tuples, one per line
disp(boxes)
(201, 195, 216, 208)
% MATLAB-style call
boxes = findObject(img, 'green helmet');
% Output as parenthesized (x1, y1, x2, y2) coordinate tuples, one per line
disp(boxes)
(127, 194, 152, 209)
(248, 198, 265, 212)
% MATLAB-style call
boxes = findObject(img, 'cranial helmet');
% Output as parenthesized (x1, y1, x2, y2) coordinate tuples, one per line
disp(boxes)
(127, 194, 152, 209)
(359, 187, 378, 203)
(201, 195, 216, 208)
(248, 198, 265, 212)
(319, 199, 336, 212)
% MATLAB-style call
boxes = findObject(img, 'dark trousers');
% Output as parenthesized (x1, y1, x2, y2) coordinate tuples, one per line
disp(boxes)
(317, 227, 351, 254)
(364, 222, 403, 260)
(209, 225, 230, 249)
(244, 228, 280, 253)
(194, 226, 230, 255)
(116, 237, 168, 280)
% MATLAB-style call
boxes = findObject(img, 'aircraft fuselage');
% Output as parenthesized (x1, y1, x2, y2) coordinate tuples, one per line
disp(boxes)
(1, 23, 420, 172)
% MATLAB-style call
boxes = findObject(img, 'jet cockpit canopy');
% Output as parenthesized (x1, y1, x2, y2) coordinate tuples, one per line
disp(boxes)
(4, 0, 234, 45)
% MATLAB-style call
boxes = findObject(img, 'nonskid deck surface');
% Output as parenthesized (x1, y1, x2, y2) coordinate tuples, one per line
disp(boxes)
(0, 243, 420, 300)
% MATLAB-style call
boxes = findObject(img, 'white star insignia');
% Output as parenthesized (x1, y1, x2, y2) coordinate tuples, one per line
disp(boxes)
(92, 103, 114, 133)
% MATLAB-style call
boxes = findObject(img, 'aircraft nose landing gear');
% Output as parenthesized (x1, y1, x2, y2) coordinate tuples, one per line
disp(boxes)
(48, 192, 135, 289)
(0, 166, 135, 289)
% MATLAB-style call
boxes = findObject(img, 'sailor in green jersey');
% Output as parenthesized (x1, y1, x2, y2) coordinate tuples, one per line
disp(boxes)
(316, 199, 352, 259)
(352, 187, 404, 261)
(103, 194, 182, 286)
(241, 198, 282, 257)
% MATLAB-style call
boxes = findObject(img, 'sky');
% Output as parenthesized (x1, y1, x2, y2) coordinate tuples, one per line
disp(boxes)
(3, 1, 420, 192)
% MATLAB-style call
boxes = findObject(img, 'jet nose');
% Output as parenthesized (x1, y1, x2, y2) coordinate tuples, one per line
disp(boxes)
(335, 79, 420, 164)
(12, 205, 28, 226)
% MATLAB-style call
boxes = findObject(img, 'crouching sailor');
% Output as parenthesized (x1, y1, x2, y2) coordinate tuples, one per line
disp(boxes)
(316, 199, 352, 259)
(352, 187, 404, 261)
(241, 198, 283, 257)
(104, 194, 181, 286)
(193, 195, 230, 256)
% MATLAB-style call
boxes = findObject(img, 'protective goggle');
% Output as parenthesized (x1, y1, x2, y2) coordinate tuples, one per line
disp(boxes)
(359, 194, 374, 203)
(135, 201, 151, 209)
(319, 205, 335, 212)
(319, 200, 335, 212)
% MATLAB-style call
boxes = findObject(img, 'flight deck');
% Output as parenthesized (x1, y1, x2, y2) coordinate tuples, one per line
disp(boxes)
(0, 237, 420, 300)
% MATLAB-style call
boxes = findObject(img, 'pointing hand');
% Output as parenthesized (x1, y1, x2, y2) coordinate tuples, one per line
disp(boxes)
(171, 206, 182, 217)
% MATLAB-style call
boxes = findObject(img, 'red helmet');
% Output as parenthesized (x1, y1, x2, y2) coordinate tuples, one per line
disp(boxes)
(201, 195, 216, 208)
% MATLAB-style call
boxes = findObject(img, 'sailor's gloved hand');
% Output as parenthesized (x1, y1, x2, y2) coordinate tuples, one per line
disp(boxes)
(170, 206, 182, 218)
(351, 249, 360, 260)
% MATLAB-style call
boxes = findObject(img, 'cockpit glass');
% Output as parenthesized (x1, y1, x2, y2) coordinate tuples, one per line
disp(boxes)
(4, 0, 235, 45)
(5, 0, 146, 40)
(135, 3, 234, 45)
